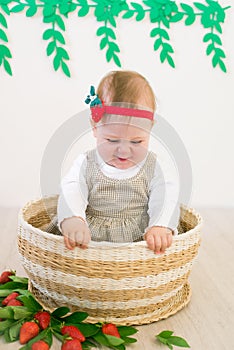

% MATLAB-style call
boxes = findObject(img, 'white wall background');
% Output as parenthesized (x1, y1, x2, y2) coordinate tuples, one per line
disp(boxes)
(1, 2, 234, 208)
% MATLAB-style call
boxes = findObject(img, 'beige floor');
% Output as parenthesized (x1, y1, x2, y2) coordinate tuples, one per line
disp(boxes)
(0, 207, 233, 350)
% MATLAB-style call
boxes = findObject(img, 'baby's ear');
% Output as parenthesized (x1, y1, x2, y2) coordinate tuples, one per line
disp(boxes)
(92, 124, 97, 138)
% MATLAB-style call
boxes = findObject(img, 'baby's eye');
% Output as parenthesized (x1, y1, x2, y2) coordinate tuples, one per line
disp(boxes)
(131, 140, 142, 144)
(106, 139, 119, 143)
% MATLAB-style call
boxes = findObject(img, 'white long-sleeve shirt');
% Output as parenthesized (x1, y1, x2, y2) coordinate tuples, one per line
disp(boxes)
(58, 149, 180, 235)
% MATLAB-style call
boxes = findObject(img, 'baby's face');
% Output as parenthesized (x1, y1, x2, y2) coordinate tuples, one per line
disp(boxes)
(93, 122, 151, 169)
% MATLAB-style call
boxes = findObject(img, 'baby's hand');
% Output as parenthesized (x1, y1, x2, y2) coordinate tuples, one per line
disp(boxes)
(144, 226, 173, 254)
(61, 217, 91, 250)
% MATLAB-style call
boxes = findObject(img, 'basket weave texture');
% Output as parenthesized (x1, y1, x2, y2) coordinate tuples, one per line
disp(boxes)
(17, 195, 202, 325)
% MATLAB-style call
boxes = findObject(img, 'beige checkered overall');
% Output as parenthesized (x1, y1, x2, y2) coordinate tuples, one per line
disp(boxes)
(85, 149, 156, 242)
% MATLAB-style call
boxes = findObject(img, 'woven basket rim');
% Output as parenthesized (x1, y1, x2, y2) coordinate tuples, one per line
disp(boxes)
(18, 195, 203, 249)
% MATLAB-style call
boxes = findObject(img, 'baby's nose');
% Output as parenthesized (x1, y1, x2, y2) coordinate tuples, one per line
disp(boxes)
(116, 141, 131, 157)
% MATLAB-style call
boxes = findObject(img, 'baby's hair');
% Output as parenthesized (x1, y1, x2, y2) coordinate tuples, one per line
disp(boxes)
(93, 71, 156, 130)
(97, 70, 156, 111)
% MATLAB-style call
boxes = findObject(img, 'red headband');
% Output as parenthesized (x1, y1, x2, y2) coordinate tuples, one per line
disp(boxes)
(91, 105, 154, 123)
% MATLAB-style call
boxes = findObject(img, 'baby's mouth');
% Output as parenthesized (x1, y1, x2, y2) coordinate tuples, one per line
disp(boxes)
(117, 157, 128, 162)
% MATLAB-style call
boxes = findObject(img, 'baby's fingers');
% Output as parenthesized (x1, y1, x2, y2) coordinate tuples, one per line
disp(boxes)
(64, 235, 75, 250)
(146, 234, 155, 251)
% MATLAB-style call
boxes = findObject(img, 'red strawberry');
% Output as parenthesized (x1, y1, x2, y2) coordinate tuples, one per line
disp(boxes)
(34, 311, 51, 329)
(7, 299, 23, 306)
(19, 321, 40, 344)
(0, 271, 14, 284)
(32, 340, 50, 350)
(61, 339, 82, 350)
(61, 325, 85, 342)
(102, 323, 120, 338)
(2, 292, 19, 306)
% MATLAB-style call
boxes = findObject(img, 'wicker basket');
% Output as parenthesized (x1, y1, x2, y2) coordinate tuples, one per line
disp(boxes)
(17, 195, 202, 326)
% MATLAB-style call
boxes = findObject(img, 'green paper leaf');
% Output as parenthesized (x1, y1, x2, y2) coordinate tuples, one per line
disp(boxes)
(122, 10, 134, 19)
(43, 14, 56, 23)
(100, 36, 108, 49)
(150, 8, 160, 22)
(108, 14, 117, 28)
(113, 53, 121, 67)
(10, 4, 25, 13)
(203, 32, 222, 45)
(46, 41, 56, 56)
(43, 29, 54, 40)
(26, 5, 37, 17)
(51, 306, 70, 318)
(206, 43, 214, 55)
(161, 15, 170, 28)
(167, 54, 175, 68)
(150, 27, 169, 40)
(61, 61, 70, 77)
(59, 3, 69, 15)
(214, 47, 226, 58)
(167, 335, 190, 347)
(53, 54, 61, 71)
(55, 15, 65, 31)
(163, 42, 174, 53)
(218, 59, 227, 73)
(194, 2, 207, 12)
(0, 44, 11, 58)
(1, 4, 10, 15)
(53, 30, 65, 44)
(131, 2, 145, 21)
(214, 21, 222, 34)
(57, 46, 69, 60)
(153, 38, 162, 50)
(78, 6, 89, 17)
(170, 12, 183, 22)
(106, 47, 113, 62)
(97, 26, 116, 40)
(0, 13, 7, 28)
(180, 3, 194, 15)
(43, 5, 55, 17)
(109, 41, 120, 53)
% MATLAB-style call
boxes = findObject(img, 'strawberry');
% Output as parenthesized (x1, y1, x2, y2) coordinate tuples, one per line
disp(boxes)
(61, 325, 85, 342)
(7, 299, 23, 306)
(61, 339, 82, 350)
(0, 271, 14, 284)
(32, 340, 50, 350)
(2, 292, 19, 306)
(102, 323, 120, 338)
(34, 311, 51, 330)
(19, 321, 40, 344)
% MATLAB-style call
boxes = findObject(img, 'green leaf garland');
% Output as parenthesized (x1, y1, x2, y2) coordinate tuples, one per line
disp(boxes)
(0, 0, 231, 76)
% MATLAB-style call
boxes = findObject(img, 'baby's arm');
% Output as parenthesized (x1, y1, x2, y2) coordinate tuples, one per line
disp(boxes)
(57, 154, 91, 250)
(144, 226, 172, 254)
(145, 158, 180, 254)
(61, 216, 91, 250)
